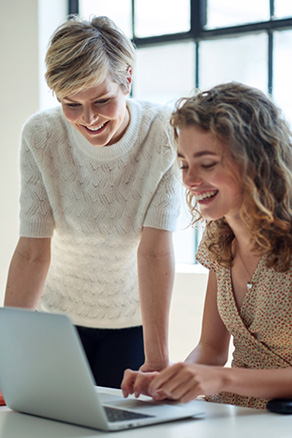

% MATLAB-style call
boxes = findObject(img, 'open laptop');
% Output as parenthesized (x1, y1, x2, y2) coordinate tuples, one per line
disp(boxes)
(0, 307, 202, 431)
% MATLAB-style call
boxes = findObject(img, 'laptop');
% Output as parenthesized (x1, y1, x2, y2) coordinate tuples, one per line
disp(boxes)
(0, 307, 202, 431)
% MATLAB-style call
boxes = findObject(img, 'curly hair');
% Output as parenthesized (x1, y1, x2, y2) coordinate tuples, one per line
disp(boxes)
(45, 15, 136, 99)
(171, 82, 292, 271)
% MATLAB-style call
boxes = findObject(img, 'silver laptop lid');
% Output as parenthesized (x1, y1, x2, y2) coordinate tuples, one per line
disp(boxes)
(0, 307, 201, 431)
(0, 308, 109, 430)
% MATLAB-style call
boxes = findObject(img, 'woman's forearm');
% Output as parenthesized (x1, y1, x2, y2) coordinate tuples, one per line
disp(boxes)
(4, 237, 51, 308)
(221, 366, 292, 399)
(138, 228, 175, 370)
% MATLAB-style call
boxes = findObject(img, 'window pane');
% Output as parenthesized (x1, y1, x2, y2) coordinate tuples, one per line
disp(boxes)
(205, 0, 269, 29)
(274, 0, 292, 19)
(79, 0, 132, 37)
(173, 188, 197, 265)
(274, 30, 292, 127)
(135, 0, 190, 37)
(199, 33, 268, 92)
(132, 42, 196, 263)
(133, 42, 196, 104)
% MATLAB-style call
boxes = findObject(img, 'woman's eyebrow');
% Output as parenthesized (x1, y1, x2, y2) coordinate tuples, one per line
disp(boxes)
(62, 91, 111, 103)
(177, 151, 218, 158)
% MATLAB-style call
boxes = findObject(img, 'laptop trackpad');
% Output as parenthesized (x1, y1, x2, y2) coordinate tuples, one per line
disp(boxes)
(94, 388, 126, 404)
(96, 389, 161, 414)
(96, 388, 200, 419)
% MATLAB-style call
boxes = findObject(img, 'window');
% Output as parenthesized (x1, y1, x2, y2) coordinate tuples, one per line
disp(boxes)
(69, 0, 292, 264)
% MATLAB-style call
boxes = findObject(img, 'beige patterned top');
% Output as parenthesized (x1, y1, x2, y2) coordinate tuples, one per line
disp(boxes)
(196, 237, 292, 409)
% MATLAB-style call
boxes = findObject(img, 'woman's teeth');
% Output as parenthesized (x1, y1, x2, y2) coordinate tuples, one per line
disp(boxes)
(87, 123, 106, 131)
(196, 190, 218, 201)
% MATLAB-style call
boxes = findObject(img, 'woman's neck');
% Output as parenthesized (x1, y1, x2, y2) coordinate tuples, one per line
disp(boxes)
(225, 215, 253, 254)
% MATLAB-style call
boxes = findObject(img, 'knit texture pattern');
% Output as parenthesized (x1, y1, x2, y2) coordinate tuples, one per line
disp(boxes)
(19, 99, 181, 328)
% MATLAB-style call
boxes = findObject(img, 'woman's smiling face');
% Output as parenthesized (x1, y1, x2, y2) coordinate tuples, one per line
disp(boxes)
(60, 76, 131, 147)
(178, 125, 243, 223)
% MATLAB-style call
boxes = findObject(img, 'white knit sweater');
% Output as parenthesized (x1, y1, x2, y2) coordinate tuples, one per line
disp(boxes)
(19, 99, 181, 328)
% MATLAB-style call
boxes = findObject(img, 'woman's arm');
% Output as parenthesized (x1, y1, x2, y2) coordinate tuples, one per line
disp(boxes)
(219, 367, 292, 400)
(143, 271, 230, 400)
(4, 236, 51, 308)
(148, 362, 292, 403)
(137, 227, 175, 372)
(147, 271, 292, 402)
(122, 269, 230, 397)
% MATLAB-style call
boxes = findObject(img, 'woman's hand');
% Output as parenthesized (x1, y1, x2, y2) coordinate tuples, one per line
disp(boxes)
(121, 369, 167, 400)
(149, 362, 226, 403)
(121, 362, 227, 403)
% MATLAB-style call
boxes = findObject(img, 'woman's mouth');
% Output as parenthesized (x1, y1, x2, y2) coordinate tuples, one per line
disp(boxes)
(196, 190, 218, 203)
(84, 121, 109, 134)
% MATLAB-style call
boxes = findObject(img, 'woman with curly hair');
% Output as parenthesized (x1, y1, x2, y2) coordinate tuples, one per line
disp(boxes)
(122, 82, 292, 409)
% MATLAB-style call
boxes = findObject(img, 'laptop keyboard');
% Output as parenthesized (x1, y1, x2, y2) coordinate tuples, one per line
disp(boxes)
(104, 406, 154, 423)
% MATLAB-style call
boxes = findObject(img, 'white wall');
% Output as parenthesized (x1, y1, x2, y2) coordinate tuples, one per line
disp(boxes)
(169, 268, 208, 362)
(0, 0, 67, 304)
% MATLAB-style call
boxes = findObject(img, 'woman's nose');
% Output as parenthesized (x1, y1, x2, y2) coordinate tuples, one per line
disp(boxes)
(184, 167, 203, 188)
(82, 106, 99, 125)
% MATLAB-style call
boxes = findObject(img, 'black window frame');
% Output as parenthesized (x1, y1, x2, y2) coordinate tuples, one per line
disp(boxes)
(68, 0, 292, 95)
(68, 0, 292, 264)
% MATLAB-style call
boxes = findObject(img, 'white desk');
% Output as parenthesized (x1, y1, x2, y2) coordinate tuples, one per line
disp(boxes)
(0, 388, 291, 438)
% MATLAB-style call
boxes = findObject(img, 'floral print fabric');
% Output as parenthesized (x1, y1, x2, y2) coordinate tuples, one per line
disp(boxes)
(196, 237, 292, 409)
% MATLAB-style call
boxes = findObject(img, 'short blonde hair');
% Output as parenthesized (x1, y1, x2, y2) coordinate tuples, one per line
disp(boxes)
(45, 15, 136, 99)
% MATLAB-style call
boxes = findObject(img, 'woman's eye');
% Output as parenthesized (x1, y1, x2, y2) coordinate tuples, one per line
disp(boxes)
(201, 162, 217, 169)
(95, 99, 110, 105)
(66, 103, 80, 108)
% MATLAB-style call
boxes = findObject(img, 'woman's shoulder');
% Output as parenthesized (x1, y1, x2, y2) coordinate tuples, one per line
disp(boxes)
(128, 98, 173, 125)
(22, 106, 67, 148)
(127, 98, 175, 152)
(196, 231, 221, 273)
(23, 106, 65, 135)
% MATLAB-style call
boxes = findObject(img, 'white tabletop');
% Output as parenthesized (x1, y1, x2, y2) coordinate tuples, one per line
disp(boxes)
(0, 388, 291, 438)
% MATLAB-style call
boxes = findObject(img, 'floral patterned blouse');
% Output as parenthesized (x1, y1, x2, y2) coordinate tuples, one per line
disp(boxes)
(196, 237, 292, 409)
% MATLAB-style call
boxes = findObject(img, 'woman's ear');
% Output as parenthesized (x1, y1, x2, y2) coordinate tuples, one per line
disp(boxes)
(125, 66, 133, 94)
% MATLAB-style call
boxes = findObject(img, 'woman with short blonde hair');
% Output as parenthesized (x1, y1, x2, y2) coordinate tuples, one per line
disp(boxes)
(4, 15, 180, 390)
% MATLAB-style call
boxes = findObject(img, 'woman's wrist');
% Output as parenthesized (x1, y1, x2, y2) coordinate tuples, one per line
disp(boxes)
(140, 357, 169, 372)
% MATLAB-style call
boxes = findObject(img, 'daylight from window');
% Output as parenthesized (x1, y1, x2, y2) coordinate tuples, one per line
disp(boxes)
(77, 0, 292, 264)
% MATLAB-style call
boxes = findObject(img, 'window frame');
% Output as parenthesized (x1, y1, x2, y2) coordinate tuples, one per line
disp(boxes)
(68, 0, 292, 264)
(69, 0, 292, 95)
